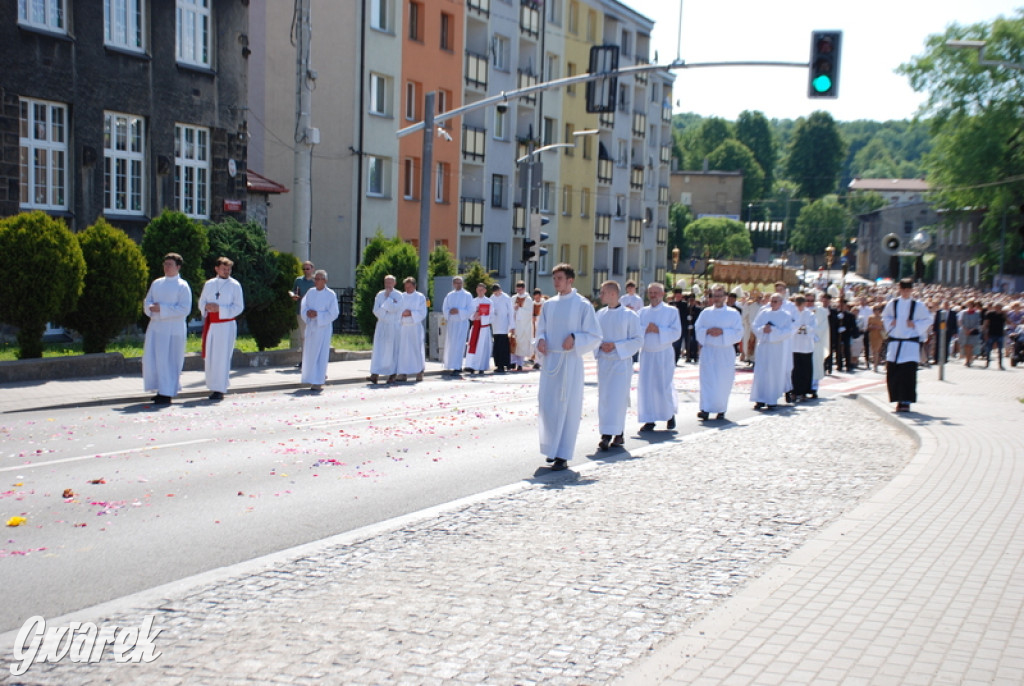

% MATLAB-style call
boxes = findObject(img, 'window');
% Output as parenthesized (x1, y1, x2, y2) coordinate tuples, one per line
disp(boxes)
(177, 0, 211, 67)
(174, 124, 209, 218)
(566, 62, 577, 96)
(539, 246, 551, 275)
(562, 185, 573, 215)
(621, 29, 631, 57)
(105, 0, 145, 51)
(541, 181, 555, 213)
(103, 112, 145, 215)
(545, 53, 559, 83)
(564, 123, 575, 155)
(578, 246, 588, 275)
(612, 247, 623, 274)
(435, 162, 449, 203)
(402, 80, 417, 120)
(542, 117, 556, 146)
(567, 1, 579, 34)
(580, 188, 590, 217)
(493, 107, 507, 141)
(491, 174, 507, 208)
(586, 10, 597, 42)
(18, 98, 67, 210)
(617, 140, 628, 167)
(493, 34, 510, 71)
(367, 156, 390, 197)
(370, 0, 390, 31)
(581, 134, 592, 160)
(402, 157, 418, 199)
(437, 89, 451, 127)
(370, 73, 391, 117)
(487, 242, 504, 276)
(440, 12, 453, 50)
(408, 1, 423, 41)
(18, 0, 66, 33)
(559, 244, 570, 264)
(546, 0, 561, 26)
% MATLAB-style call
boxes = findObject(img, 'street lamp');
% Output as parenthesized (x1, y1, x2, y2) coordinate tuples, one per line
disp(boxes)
(946, 39, 1024, 72)
(671, 247, 680, 287)
(824, 244, 835, 286)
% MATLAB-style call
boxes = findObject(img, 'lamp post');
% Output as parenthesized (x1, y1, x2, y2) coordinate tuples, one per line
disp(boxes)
(671, 246, 680, 288)
(825, 244, 835, 287)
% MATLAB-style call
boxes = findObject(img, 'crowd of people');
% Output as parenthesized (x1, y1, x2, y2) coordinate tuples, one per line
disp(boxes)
(140, 254, 1022, 471)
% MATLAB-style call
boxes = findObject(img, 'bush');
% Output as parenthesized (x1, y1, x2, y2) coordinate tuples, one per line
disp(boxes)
(461, 260, 494, 296)
(247, 251, 301, 350)
(354, 242, 419, 338)
(0, 211, 86, 358)
(140, 210, 209, 315)
(62, 218, 148, 353)
(203, 218, 278, 315)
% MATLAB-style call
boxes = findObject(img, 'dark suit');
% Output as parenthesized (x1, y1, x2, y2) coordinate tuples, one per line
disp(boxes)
(830, 310, 858, 371)
(685, 303, 702, 362)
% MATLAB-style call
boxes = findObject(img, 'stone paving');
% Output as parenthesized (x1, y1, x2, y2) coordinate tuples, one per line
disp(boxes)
(3, 396, 912, 685)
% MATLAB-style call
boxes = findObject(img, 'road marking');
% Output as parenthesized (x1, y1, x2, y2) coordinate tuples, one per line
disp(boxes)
(0, 439, 215, 473)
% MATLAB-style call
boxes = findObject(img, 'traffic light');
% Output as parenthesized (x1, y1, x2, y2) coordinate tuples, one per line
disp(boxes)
(808, 31, 842, 98)
(523, 214, 549, 262)
(522, 237, 537, 263)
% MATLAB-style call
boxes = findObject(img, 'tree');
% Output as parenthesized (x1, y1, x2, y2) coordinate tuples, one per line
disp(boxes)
(682, 217, 753, 260)
(62, 218, 148, 354)
(0, 211, 86, 358)
(354, 241, 419, 338)
(460, 260, 494, 296)
(790, 198, 851, 257)
(898, 10, 1024, 277)
(846, 190, 887, 218)
(140, 210, 209, 315)
(676, 116, 733, 169)
(707, 139, 766, 205)
(428, 244, 458, 303)
(785, 111, 847, 200)
(247, 251, 301, 351)
(203, 218, 281, 330)
(668, 203, 694, 263)
(736, 110, 777, 196)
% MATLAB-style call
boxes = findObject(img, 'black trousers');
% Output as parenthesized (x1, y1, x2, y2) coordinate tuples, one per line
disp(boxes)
(791, 352, 813, 396)
(886, 361, 918, 403)
(492, 334, 511, 370)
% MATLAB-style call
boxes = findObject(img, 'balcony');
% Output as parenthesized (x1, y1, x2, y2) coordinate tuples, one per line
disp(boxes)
(599, 111, 614, 129)
(635, 58, 648, 84)
(519, 2, 539, 38)
(662, 105, 672, 123)
(655, 267, 666, 283)
(660, 144, 672, 165)
(517, 137, 530, 161)
(517, 70, 538, 104)
(632, 111, 647, 138)
(460, 197, 484, 233)
(657, 225, 668, 245)
(630, 166, 644, 190)
(627, 269, 641, 285)
(595, 213, 612, 241)
(466, 0, 489, 17)
(462, 125, 486, 163)
(465, 51, 488, 90)
(658, 186, 670, 205)
(597, 158, 613, 185)
(628, 218, 643, 242)
(593, 268, 609, 286)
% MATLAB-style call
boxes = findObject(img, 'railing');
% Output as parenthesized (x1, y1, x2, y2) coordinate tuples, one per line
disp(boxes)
(630, 166, 644, 190)
(597, 158, 613, 184)
(628, 218, 643, 242)
(595, 213, 612, 241)
(655, 267, 666, 284)
(517, 137, 530, 161)
(627, 269, 641, 285)
(660, 144, 672, 164)
(462, 125, 486, 162)
(517, 70, 538, 104)
(513, 204, 526, 235)
(460, 197, 484, 232)
(635, 58, 648, 84)
(658, 186, 670, 205)
(519, 2, 539, 38)
(632, 111, 647, 138)
(465, 51, 488, 89)
(657, 225, 668, 245)
(466, 0, 489, 17)
(593, 268, 609, 286)
(662, 106, 672, 123)
(332, 288, 361, 334)
(599, 111, 614, 128)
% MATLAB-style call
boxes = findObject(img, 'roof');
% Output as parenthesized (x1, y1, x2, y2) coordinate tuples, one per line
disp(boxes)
(246, 169, 289, 195)
(848, 178, 929, 192)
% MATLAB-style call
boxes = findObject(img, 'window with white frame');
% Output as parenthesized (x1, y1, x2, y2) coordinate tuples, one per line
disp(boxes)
(402, 79, 417, 120)
(176, 0, 211, 67)
(369, 73, 390, 117)
(18, 98, 68, 210)
(578, 245, 588, 274)
(437, 89, 451, 128)
(367, 156, 390, 197)
(580, 187, 590, 217)
(435, 161, 448, 203)
(562, 185, 573, 215)
(18, 0, 67, 33)
(402, 157, 417, 199)
(542, 117, 556, 146)
(617, 139, 628, 167)
(493, 34, 510, 71)
(105, 0, 145, 51)
(545, 53, 559, 83)
(541, 181, 555, 213)
(546, 0, 561, 26)
(174, 123, 210, 218)
(103, 111, 146, 215)
(370, 0, 391, 31)
(493, 107, 507, 140)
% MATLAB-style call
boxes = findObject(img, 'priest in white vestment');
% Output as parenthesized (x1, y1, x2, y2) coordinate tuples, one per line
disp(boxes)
(594, 280, 643, 450)
(441, 276, 473, 376)
(143, 253, 193, 404)
(198, 256, 245, 400)
(510, 281, 534, 370)
(368, 275, 403, 383)
(807, 292, 830, 397)
(536, 264, 602, 471)
(299, 270, 339, 390)
(694, 285, 744, 420)
(396, 276, 427, 381)
(750, 293, 795, 409)
(637, 283, 682, 431)
(464, 282, 493, 373)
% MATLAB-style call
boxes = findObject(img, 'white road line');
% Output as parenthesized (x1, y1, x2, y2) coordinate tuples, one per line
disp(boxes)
(0, 438, 215, 473)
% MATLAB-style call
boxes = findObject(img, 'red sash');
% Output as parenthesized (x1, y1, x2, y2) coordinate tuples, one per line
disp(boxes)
(468, 303, 490, 354)
(201, 311, 235, 358)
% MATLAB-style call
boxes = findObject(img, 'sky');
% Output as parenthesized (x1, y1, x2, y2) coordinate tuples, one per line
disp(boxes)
(624, 0, 1019, 122)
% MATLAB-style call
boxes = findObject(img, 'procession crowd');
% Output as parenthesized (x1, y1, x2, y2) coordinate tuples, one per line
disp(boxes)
(138, 252, 1022, 471)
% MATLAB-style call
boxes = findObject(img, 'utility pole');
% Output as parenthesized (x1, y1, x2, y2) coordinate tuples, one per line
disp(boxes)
(292, 0, 314, 261)
(418, 92, 435, 295)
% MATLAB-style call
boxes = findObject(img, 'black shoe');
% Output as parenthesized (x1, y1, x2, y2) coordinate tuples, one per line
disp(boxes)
(666, 416, 676, 430)
(152, 394, 171, 405)
(611, 434, 624, 446)
(697, 411, 709, 421)
(716, 413, 726, 420)
(208, 391, 224, 401)
(598, 435, 611, 451)
(639, 423, 656, 432)
(294, 362, 302, 369)
(754, 402, 765, 410)
(766, 404, 777, 410)
(545, 456, 555, 463)
(809, 391, 818, 399)
(533, 364, 541, 371)
(550, 458, 568, 471)
(785, 391, 794, 404)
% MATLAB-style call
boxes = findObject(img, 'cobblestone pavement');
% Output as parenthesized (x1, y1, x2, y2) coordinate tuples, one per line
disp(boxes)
(4, 396, 912, 685)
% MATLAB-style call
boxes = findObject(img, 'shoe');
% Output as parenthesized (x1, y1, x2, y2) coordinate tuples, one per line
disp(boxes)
(697, 411, 709, 421)
(533, 364, 541, 371)
(809, 391, 818, 399)
(310, 384, 323, 392)
(416, 372, 424, 382)
(367, 374, 379, 384)
(716, 413, 726, 420)
(666, 416, 676, 430)
(386, 374, 397, 384)
(611, 435, 624, 446)
(208, 391, 224, 401)
(550, 458, 569, 471)
(152, 394, 171, 405)
(598, 435, 611, 451)
(294, 362, 302, 369)
(639, 423, 656, 432)
(545, 456, 555, 464)
(396, 374, 407, 383)
(766, 404, 777, 410)
(754, 402, 765, 410)
(785, 391, 794, 404)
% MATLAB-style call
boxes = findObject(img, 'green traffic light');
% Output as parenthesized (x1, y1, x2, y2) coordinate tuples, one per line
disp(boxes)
(812, 74, 833, 93)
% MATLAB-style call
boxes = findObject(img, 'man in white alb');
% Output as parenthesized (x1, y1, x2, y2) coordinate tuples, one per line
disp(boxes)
(637, 282, 682, 432)
(143, 253, 192, 405)
(510, 281, 534, 371)
(489, 283, 515, 373)
(750, 293, 795, 409)
(368, 275, 402, 384)
(694, 284, 744, 421)
(594, 280, 643, 450)
(299, 269, 339, 391)
(395, 276, 427, 382)
(441, 276, 473, 376)
(199, 256, 244, 401)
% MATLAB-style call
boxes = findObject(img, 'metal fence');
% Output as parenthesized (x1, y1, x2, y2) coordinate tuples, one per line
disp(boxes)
(333, 287, 361, 334)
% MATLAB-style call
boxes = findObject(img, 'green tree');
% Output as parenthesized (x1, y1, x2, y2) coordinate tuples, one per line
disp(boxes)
(785, 111, 847, 200)
(203, 218, 281, 328)
(460, 260, 494, 296)
(847, 190, 887, 218)
(851, 136, 901, 178)
(898, 10, 1024, 277)
(0, 211, 86, 358)
(668, 203, 695, 263)
(677, 116, 733, 169)
(683, 217, 753, 260)
(428, 244, 458, 303)
(707, 139, 766, 205)
(140, 210, 209, 314)
(790, 198, 851, 256)
(354, 241, 419, 338)
(736, 110, 777, 196)
(247, 251, 301, 351)
(62, 218, 148, 353)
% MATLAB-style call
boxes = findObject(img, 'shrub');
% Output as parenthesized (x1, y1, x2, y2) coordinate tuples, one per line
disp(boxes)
(354, 242, 419, 338)
(247, 251, 301, 350)
(62, 218, 148, 353)
(140, 210, 209, 315)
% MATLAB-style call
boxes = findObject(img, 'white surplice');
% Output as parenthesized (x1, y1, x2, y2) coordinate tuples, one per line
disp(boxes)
(396, 290, 427, 375)
(750, 306, 795, 405)
(695, 305, 743, 414)
(299, 286, 339, 385)
(441, 288, 474, 371)
(369, 288, 403, 375)
(595, 305, 643, 436)
(142, 275, 192, 397)
(811, 305, 830, 383)
(637, 302, 682, 423)
(536, 289, 602, 460)
(511, 292, 535, 360)
(198, 276, 244, 393)
(464, 296, 493, 371)
(882, 296, 932, 364)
